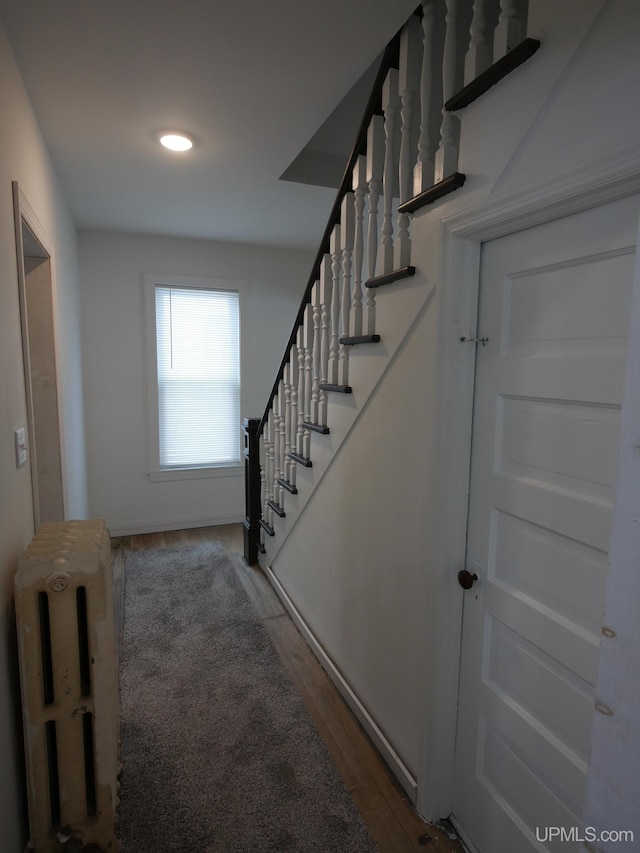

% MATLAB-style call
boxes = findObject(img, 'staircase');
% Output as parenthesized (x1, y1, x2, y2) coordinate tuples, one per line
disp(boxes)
(242, 0, 540, 801)
(244, 0, 539, 568)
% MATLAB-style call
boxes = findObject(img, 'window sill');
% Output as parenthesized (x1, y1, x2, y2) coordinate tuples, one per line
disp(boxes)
(148, 464, 243, 483)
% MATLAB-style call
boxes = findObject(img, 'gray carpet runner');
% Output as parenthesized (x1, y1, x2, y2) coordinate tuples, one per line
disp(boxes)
(118, 542, 377, 852)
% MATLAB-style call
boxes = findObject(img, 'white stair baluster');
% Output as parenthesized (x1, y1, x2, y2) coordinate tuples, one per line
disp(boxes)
(395, 15, 422, 269)
(269, 409, 275, 501)
(272, 391, 282, 508)
(464, 0, 491, 84)
(259, 434, 266, 545)
(309, 283, 321, 428)
(351, 156, 366, 337)
(287, 350, 297, 487)
(296, 324, 306, 458)
(305, 298, 315, 455)
(434, 0, 462, 183)
(379, 68, 401, 274)
(266, 409, 275, 528)
(339, 192, 354, 386)
(366, 115, 385, 330)
(493, 0, 522, 61)
(414, 0, 438, 195)
(278, 379, 286, 504)
(328, 226, 342, 386)
(319, 256, 332, 426)
(304, 290, 320, 424)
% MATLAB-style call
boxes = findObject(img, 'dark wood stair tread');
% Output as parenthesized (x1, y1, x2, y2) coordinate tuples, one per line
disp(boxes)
(267, 500, 285, 518)
(340, 334, 381, 346)
(319, 383, 352, 394)
(365, 266, 416, 289)
(260, 519, 275, 537)
(445, 38, 541, 111)
(302, 421, 330, 435)
(397, 173, 466, 215)
(289, 452, 312, 468)
(277, 478, 298, 495)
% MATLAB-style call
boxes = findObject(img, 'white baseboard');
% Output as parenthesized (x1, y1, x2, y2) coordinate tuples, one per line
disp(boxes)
(264, 564, 418, 802)
(108, 513, 244, 537)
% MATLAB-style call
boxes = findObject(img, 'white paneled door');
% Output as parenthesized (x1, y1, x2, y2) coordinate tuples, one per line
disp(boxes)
(453, 196, 639, 853)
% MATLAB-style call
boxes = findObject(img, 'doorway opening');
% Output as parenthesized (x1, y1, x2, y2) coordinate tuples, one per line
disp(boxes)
(13, 183, 65, 529)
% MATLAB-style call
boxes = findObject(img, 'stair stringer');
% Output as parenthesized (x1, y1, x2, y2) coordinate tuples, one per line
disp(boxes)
(259, 268, 435, 571)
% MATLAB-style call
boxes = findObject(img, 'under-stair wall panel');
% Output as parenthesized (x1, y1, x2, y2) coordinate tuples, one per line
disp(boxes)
(267, 287, 440, 792)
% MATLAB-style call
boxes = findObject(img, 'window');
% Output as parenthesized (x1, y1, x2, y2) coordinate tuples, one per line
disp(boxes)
(145, 275, 243, 480)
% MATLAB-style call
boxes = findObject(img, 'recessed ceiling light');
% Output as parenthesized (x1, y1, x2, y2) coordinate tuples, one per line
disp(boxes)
(159, 132, 193, 152)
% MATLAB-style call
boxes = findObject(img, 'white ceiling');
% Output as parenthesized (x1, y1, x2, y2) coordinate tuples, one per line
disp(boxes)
(0, 0, 418, 249)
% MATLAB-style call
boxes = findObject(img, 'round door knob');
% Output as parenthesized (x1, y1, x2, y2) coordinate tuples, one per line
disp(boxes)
(457, 569, 478, 590)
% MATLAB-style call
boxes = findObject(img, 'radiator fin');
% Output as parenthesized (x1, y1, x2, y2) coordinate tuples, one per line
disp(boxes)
(77, 586, 91, 697)
(38, 591, 54, 705)
(44, 720, 60, 827)
(82, 712, 98, 818)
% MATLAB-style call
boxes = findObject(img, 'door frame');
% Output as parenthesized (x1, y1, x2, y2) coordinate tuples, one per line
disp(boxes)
(416, 148, 640, 823)
(12, 181, 67, 529)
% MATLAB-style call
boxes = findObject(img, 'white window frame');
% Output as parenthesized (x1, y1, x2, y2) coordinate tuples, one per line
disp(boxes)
(144, 273, 246, 482)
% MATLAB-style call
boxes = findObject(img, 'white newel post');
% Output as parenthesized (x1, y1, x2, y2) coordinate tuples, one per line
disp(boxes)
(351, 156, 366, 337)
(493, 0, 522, 61)
(319, 256, 332, 425)
(328, 225, 342, 386)
(339, 192, 355, 385)
(379, 68, 400, 275)
(414, 0, 438, 196)
(464, 0, 491, 84)
(296, 325, 305, 458)
(395, 14, 422, 269)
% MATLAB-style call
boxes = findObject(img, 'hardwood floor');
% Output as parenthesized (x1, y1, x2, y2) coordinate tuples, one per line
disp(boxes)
(112, 524, 462, 853)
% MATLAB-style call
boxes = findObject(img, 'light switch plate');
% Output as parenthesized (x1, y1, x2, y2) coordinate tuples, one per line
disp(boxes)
(15, 428, 27, 468)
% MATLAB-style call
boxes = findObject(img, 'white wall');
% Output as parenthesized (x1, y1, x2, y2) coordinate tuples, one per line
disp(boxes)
(0, 24, 88, 850)
(78, 230, 312, 535)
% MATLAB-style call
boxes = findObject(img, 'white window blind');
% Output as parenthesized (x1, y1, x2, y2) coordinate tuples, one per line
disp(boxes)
(155, 285, 240, 468)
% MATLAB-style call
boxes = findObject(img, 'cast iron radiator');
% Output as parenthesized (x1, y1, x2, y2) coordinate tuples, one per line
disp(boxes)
(15, 519, 118, 852)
